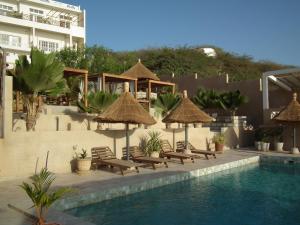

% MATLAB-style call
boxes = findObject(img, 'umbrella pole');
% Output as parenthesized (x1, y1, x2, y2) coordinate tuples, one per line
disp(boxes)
(126, 123, 129, 160)
(185, 124, 188, 151)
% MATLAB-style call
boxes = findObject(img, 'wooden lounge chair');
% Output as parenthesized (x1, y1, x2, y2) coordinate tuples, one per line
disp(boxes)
(91, 146, 142, 176)
(124, 146, 168, 169)
(176, 141, 217, 159)
(159, 139, 195, 164)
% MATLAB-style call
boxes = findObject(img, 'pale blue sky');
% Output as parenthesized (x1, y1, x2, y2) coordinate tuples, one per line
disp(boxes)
(64, 0, 300, 66)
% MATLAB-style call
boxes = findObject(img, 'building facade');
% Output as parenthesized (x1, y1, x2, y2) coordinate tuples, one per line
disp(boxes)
(0, 0, 85, 66)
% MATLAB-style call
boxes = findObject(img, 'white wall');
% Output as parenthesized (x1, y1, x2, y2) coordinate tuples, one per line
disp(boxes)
(0, 127, 214, 180)
(0, 23, 31, 50)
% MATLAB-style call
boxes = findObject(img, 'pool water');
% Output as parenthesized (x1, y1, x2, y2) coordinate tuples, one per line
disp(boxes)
(66, 163, 300, 225)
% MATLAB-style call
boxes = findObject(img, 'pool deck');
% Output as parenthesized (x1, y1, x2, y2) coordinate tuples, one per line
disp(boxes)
(0, 149, 299, 225)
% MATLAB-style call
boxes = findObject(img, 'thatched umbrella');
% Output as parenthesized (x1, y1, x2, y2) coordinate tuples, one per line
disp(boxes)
(94, 82, 156, 160)
(162, 90, 214, 153)
(273, 93, 300, 153)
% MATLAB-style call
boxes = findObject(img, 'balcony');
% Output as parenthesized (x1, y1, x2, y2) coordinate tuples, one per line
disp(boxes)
(0, 10, 83, 29)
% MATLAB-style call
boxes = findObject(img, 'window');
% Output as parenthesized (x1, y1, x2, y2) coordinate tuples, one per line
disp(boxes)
(0, 4, 13, 16)
(30, 8, 44, 22)
(38, 40, 59, 52)
(30, 8, 43, 15)
(59, 15, 72, 28)
(0, 34, 21, 47)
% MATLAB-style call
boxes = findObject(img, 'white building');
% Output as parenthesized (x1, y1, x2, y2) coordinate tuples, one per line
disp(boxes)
(0, 0, 85, 65)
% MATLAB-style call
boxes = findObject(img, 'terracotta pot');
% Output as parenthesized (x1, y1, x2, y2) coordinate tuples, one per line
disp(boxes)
(215, 143, 224, 152)
(77, 158, 91, 172)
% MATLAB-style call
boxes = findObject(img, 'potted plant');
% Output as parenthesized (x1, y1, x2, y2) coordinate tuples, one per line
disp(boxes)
(261, 136, 270, 151)
(20, 168, 72, 225)
(254, 128, 263, 151)
(76, 149, 92, 172)
(272, 126, 284, 152)
(212, 133, 225, 152)
(142, 131, 161, 158)
(274, 135, 284, 151)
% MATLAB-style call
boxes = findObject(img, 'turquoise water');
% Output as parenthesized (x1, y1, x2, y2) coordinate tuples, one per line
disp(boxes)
(66, 163, 300, 225)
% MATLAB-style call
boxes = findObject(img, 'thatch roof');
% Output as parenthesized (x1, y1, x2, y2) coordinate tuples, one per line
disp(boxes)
(274, 93, 300, 122)
(94, 91, 156, 125)
(162, 91, 214, 124)
(121, 60, 160, 81)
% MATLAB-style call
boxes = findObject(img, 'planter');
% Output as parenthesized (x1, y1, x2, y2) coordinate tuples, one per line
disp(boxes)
(274, 142, 284, 152)
(150, 152, 160, 158)
(261, 142, 270, 152)
(77, 158, 91, 172)
(215, 143, 224, 152)
(255, 141, 262, 151)
(291, 147, 299, 154)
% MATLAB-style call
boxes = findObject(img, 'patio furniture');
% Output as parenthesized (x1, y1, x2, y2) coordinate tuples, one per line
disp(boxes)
(159, 139, 195, 164)
(91, 146, 142, 176)
(162, 90, 213, 154)
(123, 146, 168, 169)
(176, 141, 217, 159)
(94, 82, 156, 160)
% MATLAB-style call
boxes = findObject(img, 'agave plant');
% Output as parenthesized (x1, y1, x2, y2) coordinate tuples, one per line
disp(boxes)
(8, 49, 66, 131)
(78, 91, 119, 114)
(153, 93, 180, 117)
(20, 168, 72, 225)
(142, 131, 162, 156)
(219, 90, 248, 116)
(193, 88, 221, 109)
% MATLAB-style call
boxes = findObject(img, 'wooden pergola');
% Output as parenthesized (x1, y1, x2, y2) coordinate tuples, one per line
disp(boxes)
(121, 60, 176, 110)
(137, 79, 176, 109)
(64, 67, 89, 107)
(88, 73, 138, 98)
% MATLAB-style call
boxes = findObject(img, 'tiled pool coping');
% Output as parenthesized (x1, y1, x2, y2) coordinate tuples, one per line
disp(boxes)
(55, 155, 260, 211)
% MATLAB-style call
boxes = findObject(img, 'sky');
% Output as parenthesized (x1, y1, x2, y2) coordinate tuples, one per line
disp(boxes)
(63, 0, 300, 66)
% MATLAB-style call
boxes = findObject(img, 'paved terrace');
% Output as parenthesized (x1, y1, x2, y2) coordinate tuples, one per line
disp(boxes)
(0, 149, 298, 225)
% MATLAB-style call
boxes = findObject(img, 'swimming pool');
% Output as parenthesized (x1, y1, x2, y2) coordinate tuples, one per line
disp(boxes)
(66, 163, 300, 225)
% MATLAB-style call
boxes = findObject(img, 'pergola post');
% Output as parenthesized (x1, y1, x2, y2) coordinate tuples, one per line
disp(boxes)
(262, 73, 269, 110)
(148, 80, 151, 109)
(134, 80, 138, 99)
(172, 84, 175, 94)
(102, 74, 106, 92)
(84, 72, 88, 107)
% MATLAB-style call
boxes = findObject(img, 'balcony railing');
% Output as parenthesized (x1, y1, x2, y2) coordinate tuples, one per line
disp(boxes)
(0, 10, 83, 28)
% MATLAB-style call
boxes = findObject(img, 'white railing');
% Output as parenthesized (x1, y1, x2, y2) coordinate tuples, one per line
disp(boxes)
(0, 11, 83, 28)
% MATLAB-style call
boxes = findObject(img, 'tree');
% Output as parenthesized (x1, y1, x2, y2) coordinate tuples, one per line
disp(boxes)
(20, 168, 72, 225)
(9, 49, 66, 131)
(193, 88, 221, 109)
(153, 93, 180, 117)
(219, 90, 248, 116)
(55, 47, 88, 69)
(77, 91, 119, 114)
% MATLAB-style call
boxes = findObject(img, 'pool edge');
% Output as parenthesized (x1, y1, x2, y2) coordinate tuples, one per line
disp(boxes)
(55, 155, 260, 211)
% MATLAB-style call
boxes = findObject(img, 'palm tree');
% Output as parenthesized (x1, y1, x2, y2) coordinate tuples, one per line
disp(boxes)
(219, 90, 248, 116)
(77, 91, 119, 114)
(20, 168, 72, 225)
(193, 88, 221, 109)
(153, 93, 180, 117)
(9, 49, 66, 131)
